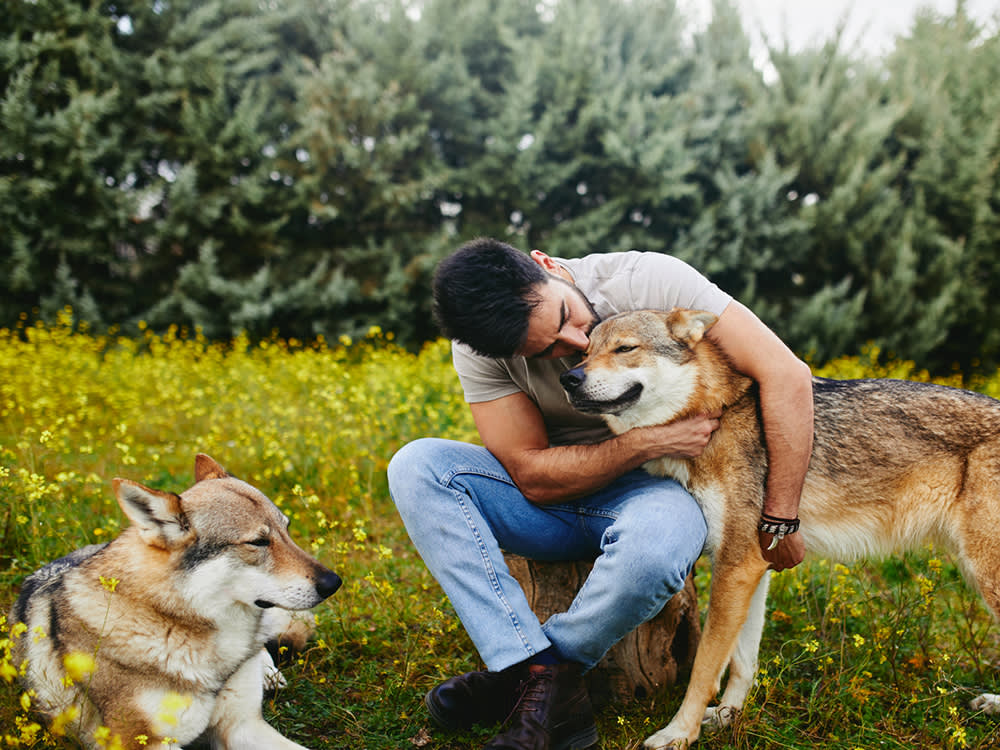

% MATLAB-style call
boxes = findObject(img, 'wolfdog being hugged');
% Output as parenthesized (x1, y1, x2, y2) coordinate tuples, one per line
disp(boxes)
(560, 309, 1000, 749)
(9, 454, 342, 750)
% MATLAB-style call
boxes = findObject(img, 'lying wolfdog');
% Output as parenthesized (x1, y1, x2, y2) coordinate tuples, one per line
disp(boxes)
(9, 454, 342, 750)
(560, 308, 1000, 749)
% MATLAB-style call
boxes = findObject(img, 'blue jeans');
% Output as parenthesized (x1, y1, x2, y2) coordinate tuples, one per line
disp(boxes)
(387, 437, 707, 672)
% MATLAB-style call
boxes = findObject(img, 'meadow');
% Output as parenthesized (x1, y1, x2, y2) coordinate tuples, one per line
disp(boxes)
(2, 310, 1000, 749)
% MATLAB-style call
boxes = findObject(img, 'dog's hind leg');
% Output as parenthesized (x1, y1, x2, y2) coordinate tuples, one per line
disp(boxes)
(964, 546, 1000, 716)
(702, 569, 771, 732)
(949, 473, 1000, 715)
(645, 551, 771, 749)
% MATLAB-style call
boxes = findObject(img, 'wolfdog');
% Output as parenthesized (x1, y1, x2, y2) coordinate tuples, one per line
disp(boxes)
(560, 308, 1000, 749)
(8, 454, 342, 750)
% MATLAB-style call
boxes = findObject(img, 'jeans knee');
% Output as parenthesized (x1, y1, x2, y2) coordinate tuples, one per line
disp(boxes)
(658, 547, 699, 595)
(387, 438, 440, 509)
(612, 506, 706, 595)
(629, 544, 695, 598)
(387, 439, 420, 487)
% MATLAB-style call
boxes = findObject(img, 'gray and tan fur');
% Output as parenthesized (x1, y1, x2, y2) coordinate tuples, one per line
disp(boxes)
(9, 454, 341, 750)
(560, 308, 1000, 749)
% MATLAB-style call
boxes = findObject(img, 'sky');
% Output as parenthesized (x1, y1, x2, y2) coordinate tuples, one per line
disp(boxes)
(685, 0, 998, 59)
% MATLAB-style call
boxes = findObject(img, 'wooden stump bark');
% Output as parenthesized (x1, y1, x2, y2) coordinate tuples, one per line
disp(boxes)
(504, 553, 701, 707)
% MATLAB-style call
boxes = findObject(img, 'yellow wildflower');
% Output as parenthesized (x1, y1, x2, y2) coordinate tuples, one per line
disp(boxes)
(63, 651, 96, 682)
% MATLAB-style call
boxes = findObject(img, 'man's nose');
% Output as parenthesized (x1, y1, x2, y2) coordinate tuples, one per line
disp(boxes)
(561, 326, 589, 351)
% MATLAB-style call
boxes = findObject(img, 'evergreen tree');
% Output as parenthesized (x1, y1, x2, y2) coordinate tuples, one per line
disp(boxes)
(881, 4, 1000, 371)
(443, 0, 701, 255)
(280, 0, 453, 344)
(668, 0, 820, 332)
(1, 0, 137, 324)
(1, 0, 326, 335)
(120, 0, 318, 336)
(743, 2, 997, 370)
(2, 0, 998, 372)
(710, 27, 907, 363)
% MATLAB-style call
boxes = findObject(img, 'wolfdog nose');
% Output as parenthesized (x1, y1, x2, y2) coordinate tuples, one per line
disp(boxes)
(559, 367, 585, 392)
(316, 569, 343, 599)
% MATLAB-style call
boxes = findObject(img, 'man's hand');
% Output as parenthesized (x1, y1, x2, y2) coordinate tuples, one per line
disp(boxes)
(639, 411, 722, 459)
(758, 529, 805, 571)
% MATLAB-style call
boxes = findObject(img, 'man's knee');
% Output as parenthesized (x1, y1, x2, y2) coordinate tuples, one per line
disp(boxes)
(387, 438, 492, 516)
(613, 495, 706, 594)
(388, 437, 456, 490)
(387, 439, 440, 522)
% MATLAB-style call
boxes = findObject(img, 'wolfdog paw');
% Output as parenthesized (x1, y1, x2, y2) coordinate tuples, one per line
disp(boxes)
(261, 649, 288, 693)
(701, 704, 740, 730)
(643, 728, 693, 749)
(263, 662, 288, 693)
(970, 693, 1000, 714)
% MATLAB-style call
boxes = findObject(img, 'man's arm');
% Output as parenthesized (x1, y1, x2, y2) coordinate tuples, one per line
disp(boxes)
(469, 392, 720, 505)
(706, 301, 814, 571)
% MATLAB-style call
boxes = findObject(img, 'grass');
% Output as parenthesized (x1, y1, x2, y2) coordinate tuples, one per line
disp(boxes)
(2, 310, 1000, 748)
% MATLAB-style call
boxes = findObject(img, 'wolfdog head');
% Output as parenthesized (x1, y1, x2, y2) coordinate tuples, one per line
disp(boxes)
(114, 453, 342, 617)
(559, 309, 717, 432)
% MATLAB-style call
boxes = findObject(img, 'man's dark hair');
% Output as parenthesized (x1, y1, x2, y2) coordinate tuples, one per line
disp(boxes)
(432, 238, 548, 358)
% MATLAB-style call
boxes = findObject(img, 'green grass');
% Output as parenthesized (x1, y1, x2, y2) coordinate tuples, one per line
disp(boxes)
(2, 315, 1000, 748)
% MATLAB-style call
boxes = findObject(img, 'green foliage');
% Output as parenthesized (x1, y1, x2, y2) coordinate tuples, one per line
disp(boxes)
(733, 10, 993, 370)
(2, 0, 999, 372)
(1, 1, 133, 324)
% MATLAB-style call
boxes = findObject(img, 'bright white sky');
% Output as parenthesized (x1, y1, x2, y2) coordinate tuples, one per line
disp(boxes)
(685, 0, 998, 59)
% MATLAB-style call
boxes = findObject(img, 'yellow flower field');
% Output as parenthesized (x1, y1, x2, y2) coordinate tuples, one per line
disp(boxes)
(2, 312, 1000, 748)
(0, 311, 479, 748)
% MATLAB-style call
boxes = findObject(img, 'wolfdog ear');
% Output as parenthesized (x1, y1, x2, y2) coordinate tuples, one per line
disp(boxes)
(665, 309, 718, 347)
(194, 453, 230, 482)
(113, 479, 192, 549)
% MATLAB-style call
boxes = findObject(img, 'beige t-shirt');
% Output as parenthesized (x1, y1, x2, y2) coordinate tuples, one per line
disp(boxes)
(452, 251, 732, 446)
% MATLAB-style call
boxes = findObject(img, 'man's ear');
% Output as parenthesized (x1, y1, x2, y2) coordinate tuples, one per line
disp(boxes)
(529, 250, 560, 273)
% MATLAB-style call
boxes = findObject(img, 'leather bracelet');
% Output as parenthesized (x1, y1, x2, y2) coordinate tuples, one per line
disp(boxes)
(758, 515, 800, 550)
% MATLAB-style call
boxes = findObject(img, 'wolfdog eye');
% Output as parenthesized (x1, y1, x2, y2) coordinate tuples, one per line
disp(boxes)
(246, 536, 271, 548)
(615, 345, 637, 353)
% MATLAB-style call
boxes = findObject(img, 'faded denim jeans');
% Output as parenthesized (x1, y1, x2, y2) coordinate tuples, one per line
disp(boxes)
(387, 437, 707, 672)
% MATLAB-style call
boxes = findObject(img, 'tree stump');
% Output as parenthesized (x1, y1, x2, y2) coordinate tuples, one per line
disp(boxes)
(503, 553, 701, 707)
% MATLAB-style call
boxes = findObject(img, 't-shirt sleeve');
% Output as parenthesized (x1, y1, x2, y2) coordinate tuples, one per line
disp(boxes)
(625, 253, 732, 315)
(452, 342, 521, 404)
(559, 251, 732, 320)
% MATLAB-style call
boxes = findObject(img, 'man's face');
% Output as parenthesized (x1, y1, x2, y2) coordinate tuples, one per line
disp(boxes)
(517, 276, 600, 360)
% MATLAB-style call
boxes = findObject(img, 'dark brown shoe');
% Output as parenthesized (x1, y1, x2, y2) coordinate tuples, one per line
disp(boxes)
(425, 663, 526, 730)
(483, 663, 598, 750)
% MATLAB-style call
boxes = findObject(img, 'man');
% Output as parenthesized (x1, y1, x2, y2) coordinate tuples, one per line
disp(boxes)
(388, 238, 813, 750)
